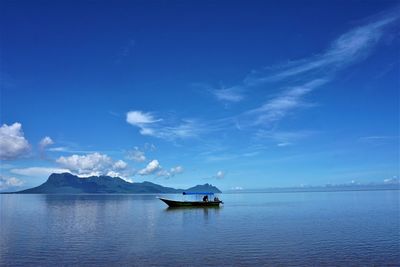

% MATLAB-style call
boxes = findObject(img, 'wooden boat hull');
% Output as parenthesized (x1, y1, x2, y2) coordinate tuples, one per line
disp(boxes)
(159, 197, 223, 208)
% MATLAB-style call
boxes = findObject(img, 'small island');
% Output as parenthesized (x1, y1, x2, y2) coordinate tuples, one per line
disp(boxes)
(10, 173, 221, 194)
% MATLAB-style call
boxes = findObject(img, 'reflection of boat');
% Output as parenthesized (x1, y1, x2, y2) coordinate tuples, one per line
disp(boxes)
(158, 192, 223, 208)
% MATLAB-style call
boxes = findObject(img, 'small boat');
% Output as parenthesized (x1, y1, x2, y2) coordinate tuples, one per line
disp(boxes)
(159, 192, 223, 208)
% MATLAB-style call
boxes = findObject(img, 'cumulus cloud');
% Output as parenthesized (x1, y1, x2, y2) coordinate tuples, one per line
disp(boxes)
(0, 122, 31, 160)
(56, 153, 128, 177)
(105, 170, 132, 182)
(113, 160, 128, 170)
(0, 176, 24, 190)
(127, 147, 146, 162)
(157, 165, 184, 178)
(138, 159, 161, 175)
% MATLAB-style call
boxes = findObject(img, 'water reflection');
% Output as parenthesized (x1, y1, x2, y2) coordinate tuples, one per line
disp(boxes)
(164, 206, 222, 223)
(1, 191, 399, 266)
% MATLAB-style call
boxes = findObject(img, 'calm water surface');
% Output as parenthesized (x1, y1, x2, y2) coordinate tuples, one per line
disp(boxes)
(1, 191, 399, 266)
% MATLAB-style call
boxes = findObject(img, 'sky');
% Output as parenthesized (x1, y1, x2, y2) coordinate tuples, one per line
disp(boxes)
(0, 0, 399, 192)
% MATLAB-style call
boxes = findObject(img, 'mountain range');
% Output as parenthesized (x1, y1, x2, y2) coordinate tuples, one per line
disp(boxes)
(12, 173, 221, 194)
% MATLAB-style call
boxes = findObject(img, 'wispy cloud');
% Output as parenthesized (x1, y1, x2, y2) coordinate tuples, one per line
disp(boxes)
(240, 79, 327, 127)
(47, 146, 116, 154)
(128, 8, 398, 147)
(48, 147, 69, 152)
(126, 110, 206, 141)
(358, 135, 399, 144)
(255, 130, 318, 146)
(232, 7, 399, 131)
(210, 10, 399, 105)
(244, 9, 399, 85)
(213, 86, 244, 103)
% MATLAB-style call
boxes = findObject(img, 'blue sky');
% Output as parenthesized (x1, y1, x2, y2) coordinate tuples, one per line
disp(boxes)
(0, 0, 399, 191)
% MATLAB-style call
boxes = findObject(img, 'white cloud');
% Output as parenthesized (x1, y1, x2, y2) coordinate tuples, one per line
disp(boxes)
(0, 122, 31, 160)
(138, 159, 161, 175)
(105, 170, 133, 183)
(0, 176, 24, 190)
(56, 153, 113, 175)
(39, 136, 54, 150)
(47, 147, 99, 154)
(216, 170, 225, 179)
(144, 143, 156, 151)
(127, 147, 146, 162)
(244, 11, 399, 85)
(170, 166, 183, 175)
(383, 177, 399, 184)
(213, 86, 244, 103)
(256, 130, 316, 146)
(113, 160, 128, 170)
(243, 79, 327, 126)
(10, 167, 70, 177)
(235, 9, 398, 129)
(156, 169, 170, 177)
(126, 111, 161, 125)
(157, 165, 184, 178)
(231, 186, 243, 191)
(277, 142, 292, 147)
(126, 110, 203, 141)
(48, 147, 68, 152)
(56, 153, 128, 177)
(220, 9, 399, 128)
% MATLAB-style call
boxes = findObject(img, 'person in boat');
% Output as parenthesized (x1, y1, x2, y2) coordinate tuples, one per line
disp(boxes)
(202, 195, 208, 202)
(214, 197, 219, 202)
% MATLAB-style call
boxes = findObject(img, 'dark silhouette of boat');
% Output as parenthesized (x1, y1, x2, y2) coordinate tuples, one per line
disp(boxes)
(158, 192, 223, 207)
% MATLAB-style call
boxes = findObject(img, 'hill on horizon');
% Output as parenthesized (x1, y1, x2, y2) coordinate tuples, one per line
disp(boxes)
(11, 173, 221, 194)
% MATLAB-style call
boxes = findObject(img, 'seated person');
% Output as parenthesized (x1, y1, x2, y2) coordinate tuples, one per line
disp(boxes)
(202, 195, 208, 202)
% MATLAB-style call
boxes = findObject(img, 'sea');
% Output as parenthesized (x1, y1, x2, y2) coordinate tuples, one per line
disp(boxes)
(1, 190, 399, 266)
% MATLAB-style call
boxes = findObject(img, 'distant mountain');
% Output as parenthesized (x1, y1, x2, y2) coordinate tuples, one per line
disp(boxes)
(13, 173, 221, 194)
(185, 183, 221, 193)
